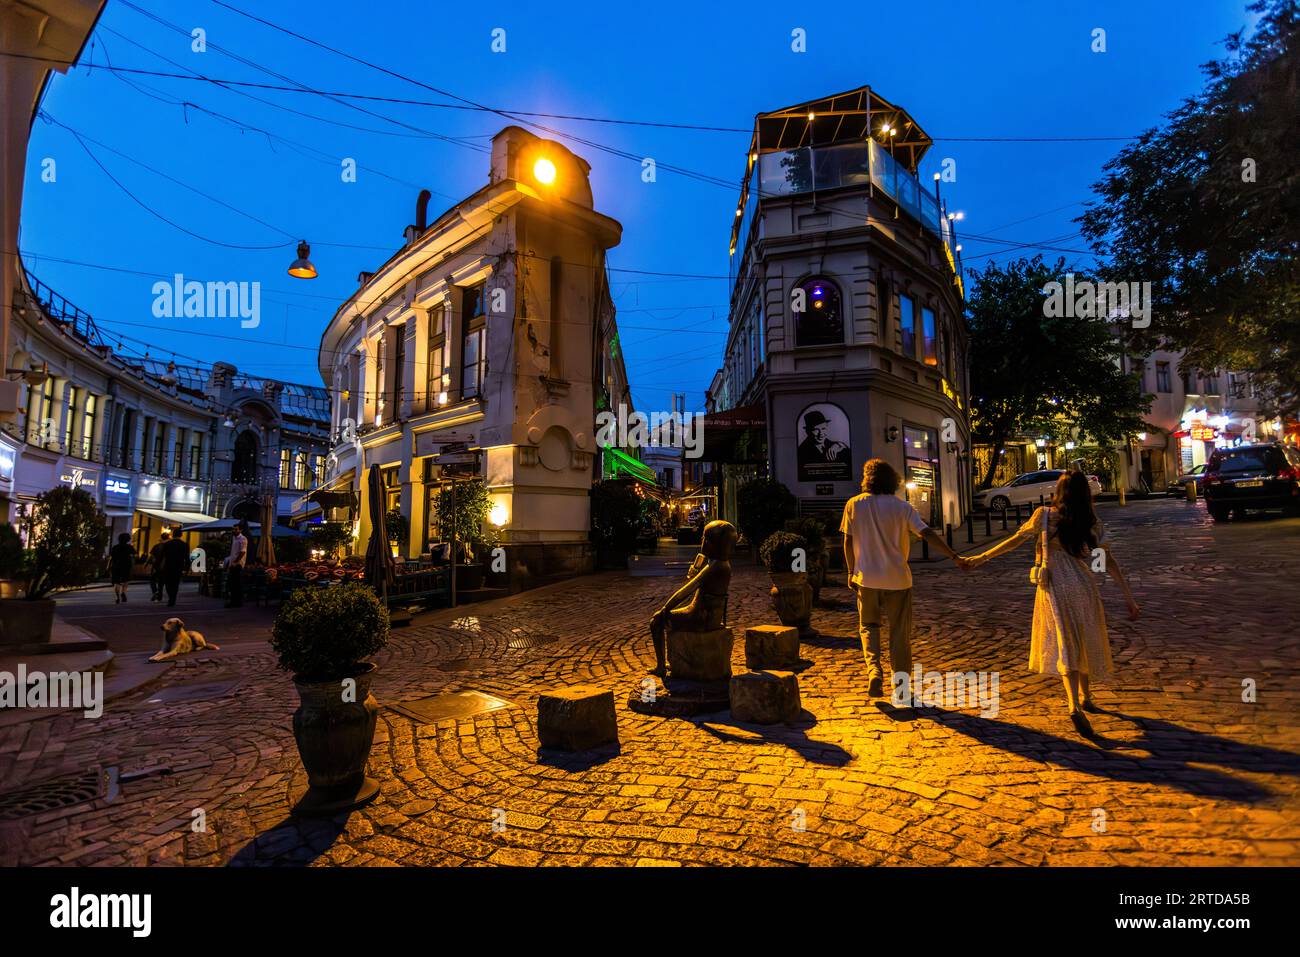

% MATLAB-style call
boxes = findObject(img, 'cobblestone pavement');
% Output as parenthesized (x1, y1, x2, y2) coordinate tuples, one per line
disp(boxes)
(1, 499, 1297, 866)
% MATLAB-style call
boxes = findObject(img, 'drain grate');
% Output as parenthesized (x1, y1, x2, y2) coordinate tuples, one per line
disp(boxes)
(387, 690, 514, 724)
(0, 769, 104, 821)
(506, 628, 558, 651)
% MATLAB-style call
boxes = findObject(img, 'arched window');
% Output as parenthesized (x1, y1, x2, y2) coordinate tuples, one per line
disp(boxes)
(795, 277, 843, 347)
(232, 429, 259, 484)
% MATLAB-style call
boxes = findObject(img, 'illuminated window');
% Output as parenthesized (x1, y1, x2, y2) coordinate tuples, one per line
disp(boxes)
(795, 277, 842, 347)
(922, 307, 937, 365)
(426, 303, 446, 409)
(900, 296, 916, 358)
(461, 283, 487, 399)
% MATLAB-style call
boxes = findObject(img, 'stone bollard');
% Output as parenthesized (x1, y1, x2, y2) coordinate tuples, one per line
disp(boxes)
(730, 670, 801, 724)
(537, 685, 618, 751)
(1118, 485, 1127, 506)
(667, 628, 734, 682)
(1186, 481, 1198, 503)
(744, 625, 799, 670)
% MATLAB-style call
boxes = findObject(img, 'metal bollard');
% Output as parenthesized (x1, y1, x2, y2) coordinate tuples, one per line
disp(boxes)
(1000, 508, 1008, 531)
(1014, 503, 1022, 525)
(1118, 486, 1127, 506)
(945, 523, 953, 549)
(966, 513, 974, 544)
(985, 509, 992, 537)
(1186, 481, 1197, 503)
(921, 536, 930, 561)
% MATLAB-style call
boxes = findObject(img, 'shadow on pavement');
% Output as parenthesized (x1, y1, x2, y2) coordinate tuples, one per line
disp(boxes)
(918, 708, 1298, 803)
(535, 742, 622, 770)
(227, 814, 349, 867)
(696, 713, 853, 767)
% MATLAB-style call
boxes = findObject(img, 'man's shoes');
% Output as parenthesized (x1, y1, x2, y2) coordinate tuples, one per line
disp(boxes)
(867, 676, 884, 698)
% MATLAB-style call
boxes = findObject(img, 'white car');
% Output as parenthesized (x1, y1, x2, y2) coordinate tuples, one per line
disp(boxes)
(973, 469, 1103, 512)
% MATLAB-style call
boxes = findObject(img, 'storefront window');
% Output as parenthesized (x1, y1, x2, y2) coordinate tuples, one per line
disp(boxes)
(903, 424, 941, 527)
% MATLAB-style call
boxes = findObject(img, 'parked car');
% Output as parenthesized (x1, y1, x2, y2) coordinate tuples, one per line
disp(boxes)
(1203, 443, 1300, 521)
(974, 469, 1104, 512)
(1167, 463, 1208, 496)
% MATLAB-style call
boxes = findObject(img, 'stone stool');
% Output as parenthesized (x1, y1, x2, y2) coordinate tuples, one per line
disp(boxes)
(667, 628, 734, 682)
(730, 670, 801, 724)
(744, 624, 799, 670)
(537, 685, 618, 751)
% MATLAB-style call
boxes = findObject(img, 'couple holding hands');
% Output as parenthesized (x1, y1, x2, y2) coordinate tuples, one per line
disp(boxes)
(841, 460, 1139, 737)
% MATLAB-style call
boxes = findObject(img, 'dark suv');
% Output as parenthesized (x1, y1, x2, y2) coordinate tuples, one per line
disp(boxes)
(1203, 443, 1300, 521)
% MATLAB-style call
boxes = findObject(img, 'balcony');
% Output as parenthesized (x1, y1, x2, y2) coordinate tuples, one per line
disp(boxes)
(730, 139, 958, 298)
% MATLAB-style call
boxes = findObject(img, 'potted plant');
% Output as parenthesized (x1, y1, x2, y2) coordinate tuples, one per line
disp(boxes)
(0, 487, 108, 648)
(435, 480, 498, 589)
(760, 530, 816, 639)
(784, 516, 828, 601)
(271, 582, 390, 815)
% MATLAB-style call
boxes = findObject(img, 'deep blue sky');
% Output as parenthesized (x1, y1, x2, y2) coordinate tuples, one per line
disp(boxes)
(21, 0, 1253, 411)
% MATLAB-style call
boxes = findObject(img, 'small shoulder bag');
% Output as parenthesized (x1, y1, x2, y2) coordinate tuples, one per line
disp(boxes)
(1028, 509, 1051, 586)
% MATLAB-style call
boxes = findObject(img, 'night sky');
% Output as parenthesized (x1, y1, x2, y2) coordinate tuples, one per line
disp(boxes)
(21, 0, 1253, 412)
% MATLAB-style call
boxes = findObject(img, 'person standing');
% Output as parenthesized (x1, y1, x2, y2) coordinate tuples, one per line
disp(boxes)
(960, 471, 1140, 737)
(224, 523, 248, 608)
(160, 527, 190, 608)
(840, 458, 964, 697)
(147, 532, 168, 602)
(109, 533, 135, 604)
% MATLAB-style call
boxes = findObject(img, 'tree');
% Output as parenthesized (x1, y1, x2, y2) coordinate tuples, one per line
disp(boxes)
(967, 256, 1151, 489)
(1079, 0, 1299, 414)
(26, 486, 110, 599)
(434, 480, 498, 556)
(736, 478, 796, 547)
(588, 480, 641, 555)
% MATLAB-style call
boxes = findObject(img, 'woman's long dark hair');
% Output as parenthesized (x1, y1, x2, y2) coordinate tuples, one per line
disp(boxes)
(1051, 471, 1098, 558)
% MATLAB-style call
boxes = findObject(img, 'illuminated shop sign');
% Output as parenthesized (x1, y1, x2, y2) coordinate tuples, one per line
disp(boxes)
(1189, 425, 1216, 441)
(59, 467, 98, 489)
(104, 475, 132, 498)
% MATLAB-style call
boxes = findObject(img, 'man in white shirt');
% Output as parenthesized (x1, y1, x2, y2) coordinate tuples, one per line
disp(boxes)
(224, 523, 248, 608)
(840, 458, 963, 697)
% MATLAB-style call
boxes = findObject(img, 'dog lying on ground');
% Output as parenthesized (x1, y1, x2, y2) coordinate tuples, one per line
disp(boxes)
(150, 617, 220, 662)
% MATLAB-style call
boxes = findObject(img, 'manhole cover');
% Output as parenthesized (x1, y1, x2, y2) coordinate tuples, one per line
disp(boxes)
(437, 657, 495, 672)
(0, 769, 103, 821)
(387, 690, 514, 724)
(507, 629, 558, 650)
(142, 680, 243, 706)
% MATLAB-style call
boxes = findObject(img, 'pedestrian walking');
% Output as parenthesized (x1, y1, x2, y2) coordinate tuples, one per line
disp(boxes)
(160, 527, 190, 607)
(109, 533, 135, 604)
(224, 523, 248, 608)
(960, 470, 1140, 737)
(148, 532, 168, 602)
(840, 458, 965, 698)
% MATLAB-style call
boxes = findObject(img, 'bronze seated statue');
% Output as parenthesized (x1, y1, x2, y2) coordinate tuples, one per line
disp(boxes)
(649, 520, 738, 677)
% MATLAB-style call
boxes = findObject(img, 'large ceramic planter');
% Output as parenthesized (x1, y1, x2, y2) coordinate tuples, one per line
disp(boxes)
(455, 563, 485, 591)
(0, 598, 54, 649)
(291, 661, 380, 816)
(769, 572, 817, 639)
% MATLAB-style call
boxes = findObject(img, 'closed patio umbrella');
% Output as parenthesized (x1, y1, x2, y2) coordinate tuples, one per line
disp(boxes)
(363, 464, 395, 600)
(257, 496, 277, 567)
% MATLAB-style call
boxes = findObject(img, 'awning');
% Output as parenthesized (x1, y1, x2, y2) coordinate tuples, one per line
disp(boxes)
(307, 489, 358, 510)
(701, 403, 767, 463)
(137, 507, 219, 526)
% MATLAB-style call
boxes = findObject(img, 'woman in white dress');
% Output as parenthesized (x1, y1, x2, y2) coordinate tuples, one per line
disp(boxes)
(961, 471, 1140, 736)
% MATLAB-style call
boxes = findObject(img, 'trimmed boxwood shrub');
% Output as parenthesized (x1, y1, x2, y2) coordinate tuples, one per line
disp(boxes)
(270, 582, 390, 680)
